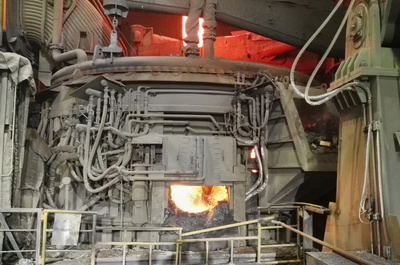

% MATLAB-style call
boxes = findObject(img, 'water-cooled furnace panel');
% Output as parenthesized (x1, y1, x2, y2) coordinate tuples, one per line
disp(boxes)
(162, 136, 242, 186)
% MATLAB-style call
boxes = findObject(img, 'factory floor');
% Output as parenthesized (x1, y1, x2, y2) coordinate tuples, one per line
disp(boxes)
(306, 251, 400, 265)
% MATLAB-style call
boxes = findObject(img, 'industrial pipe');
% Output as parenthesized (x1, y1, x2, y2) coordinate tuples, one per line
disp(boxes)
(107, 90, 120, 149)
(51, 56, 301, 85)
(232, 101, 259, 145)
(272, 220, 376, 265)
(186, 126, 229, 135)
(0, 72, 8, 179)
(78, 194, 103, 211)
(125, 113, 222, 130)
(52, 49, 88, 64)
(246, 142, 269, 201)
(69, 164, 83, 182)
(256, 95, 271, 129)
(48, 152, 78, 196)
(202, 0, 217, 58)
(86, 85, 110, 181)
(376, 128, 390, 255)
(51, 0, 87, 64)
(80, 94, 121, 193)
(144, 88, 234, 97)
(76, 125, 128, 140)
(244, 96, 257, 130)
(114, 93, 123, 128)
(246, 146, 263, 196)
(47, 145, 76, 166)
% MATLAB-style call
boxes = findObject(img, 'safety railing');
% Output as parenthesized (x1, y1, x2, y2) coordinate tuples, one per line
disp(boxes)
(257, 206, 301, 249)
(258, 203, 331, 257)
(0, 208, 42, 265)
(0, 208, 306, 264)
(40, 209, 97, 265)
(91, 226, 182, 265)
(178, 216, 301, 264)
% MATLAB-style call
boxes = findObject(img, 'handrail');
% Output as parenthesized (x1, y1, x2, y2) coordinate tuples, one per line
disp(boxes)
(181, 216, 275, 237)
(92, 240, 180, 265)
(0, 208, 42, 264)
(40, 210, 97, 265)
(177, 216, 302, 264)
(97, 226, 182, 232)
(91, 226, 182, 265)
(273, 220, 376, 265)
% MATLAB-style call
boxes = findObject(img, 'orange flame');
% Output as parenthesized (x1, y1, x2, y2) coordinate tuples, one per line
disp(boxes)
(170, 186, 229, 213)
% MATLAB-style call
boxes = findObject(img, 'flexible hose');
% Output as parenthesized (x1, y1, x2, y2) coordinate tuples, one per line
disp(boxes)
(87, 87, 109, 181)
(303, 0, 356, 105)
(81, 94, 120, 193)
(48, 152, 78, 196)
(290, 0, 358, 106)
(359, 123, 373, 224)
(246, 143, 269, 201)
(246, 146, 263, 196)
(289, 0, 344, 101)
(256, 95, 271, 130)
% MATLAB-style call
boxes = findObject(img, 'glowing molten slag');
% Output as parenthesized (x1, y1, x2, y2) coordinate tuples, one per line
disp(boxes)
(170, 186, 229, 213)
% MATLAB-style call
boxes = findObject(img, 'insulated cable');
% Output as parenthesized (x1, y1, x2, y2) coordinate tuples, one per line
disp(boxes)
(246, 146, 263, 196)
(303, 0, 356, 105)
(290, 0, 357, 106)
(359, 122, 373, 224)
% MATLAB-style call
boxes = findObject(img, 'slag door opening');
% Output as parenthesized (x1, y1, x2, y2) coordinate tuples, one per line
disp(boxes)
(170, 186, 229, 213)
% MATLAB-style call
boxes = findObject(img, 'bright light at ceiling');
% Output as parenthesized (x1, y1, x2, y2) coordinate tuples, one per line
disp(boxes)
(182, 16, 204, 48)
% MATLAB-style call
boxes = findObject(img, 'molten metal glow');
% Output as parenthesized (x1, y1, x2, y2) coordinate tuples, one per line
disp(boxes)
(250, 148, 256, 159)
(170, 186, 228, 213)
(251, 169, 258, 173)
(182, 16, 204, 48)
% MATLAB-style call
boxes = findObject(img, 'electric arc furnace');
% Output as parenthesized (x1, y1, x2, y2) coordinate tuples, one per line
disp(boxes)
(0, 0, 399, 264)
